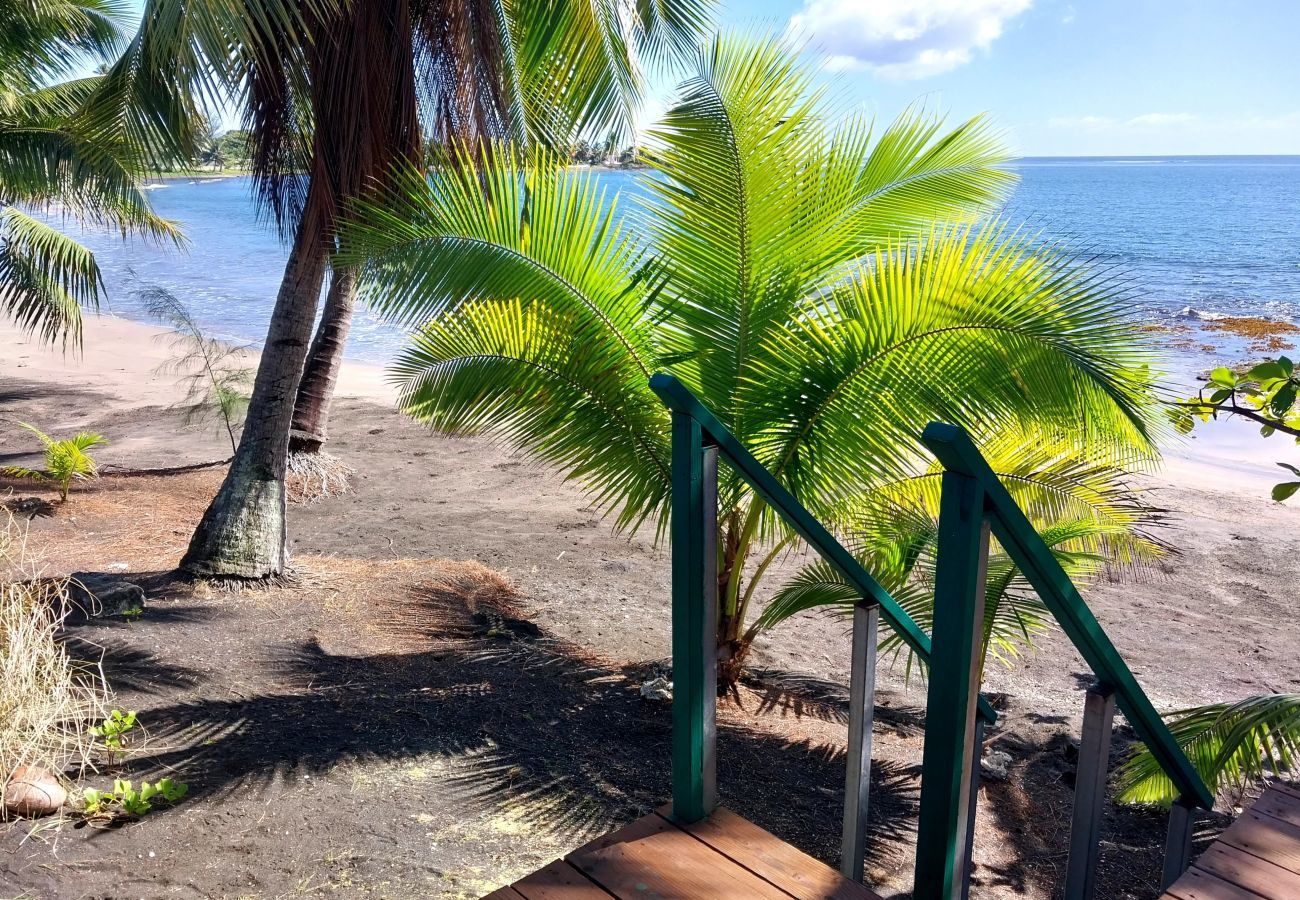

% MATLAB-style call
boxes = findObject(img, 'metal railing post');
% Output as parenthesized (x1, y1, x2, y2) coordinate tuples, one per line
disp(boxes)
(1161, 796, 1197, 889)
(841, 600, 880, 882)
(914, 471, 990, 900)
(1064, 683, 1117, 900)
(669, 412, 717, 823)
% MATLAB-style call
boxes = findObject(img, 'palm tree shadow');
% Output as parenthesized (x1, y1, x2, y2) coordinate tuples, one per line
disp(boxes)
(973, 726, 1231, 898)
(94, 579, 918, 870)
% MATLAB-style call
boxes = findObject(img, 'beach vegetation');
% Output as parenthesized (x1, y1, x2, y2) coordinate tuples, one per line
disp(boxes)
(1172, 355, 1300, 500)
(82, 776, 188, 820)
(1117, 694, 1300, 808)
(167, 0, 714, 580)
(0, 515, 108, 803)
(3, 424, 106, 502)
(343, 34, 1165, 687)
(141, 285, 252, 455)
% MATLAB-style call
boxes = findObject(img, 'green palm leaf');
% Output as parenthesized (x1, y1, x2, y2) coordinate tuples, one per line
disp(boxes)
(1116, 694, 1300, 807)
(346, 33, 1168, 678)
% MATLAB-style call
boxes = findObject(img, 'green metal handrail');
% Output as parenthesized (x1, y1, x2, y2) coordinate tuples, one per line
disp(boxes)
(921, 422, 1214, 810)
(649, 373, 997, 725)
(650, 372, 1213, 897)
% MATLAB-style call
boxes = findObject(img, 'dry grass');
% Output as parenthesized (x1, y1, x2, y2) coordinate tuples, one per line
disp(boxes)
(0, 514, 108, 799)
(287, 450, 354, 504)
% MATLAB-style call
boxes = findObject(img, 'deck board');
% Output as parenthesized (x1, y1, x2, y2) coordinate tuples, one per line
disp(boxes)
(1162, 785, 1300, 900)
(485, 807, 883, 899)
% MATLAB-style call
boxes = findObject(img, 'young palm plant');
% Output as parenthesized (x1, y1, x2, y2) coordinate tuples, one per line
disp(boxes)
(3, 424, 106, 502)
(342, 34, 1164, 688)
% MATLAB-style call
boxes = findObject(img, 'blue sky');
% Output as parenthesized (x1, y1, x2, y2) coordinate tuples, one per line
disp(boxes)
(717, 0, 1300, 155)
(125, 0, 1300, 156)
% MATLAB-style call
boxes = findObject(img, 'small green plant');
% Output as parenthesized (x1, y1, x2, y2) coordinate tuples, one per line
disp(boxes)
(140, 286, 253, 454)
(82, 777, 188, 820)
(2, 424, 107, 502)
(88, 709, 137, 762)
(120, 604, 144, 621)
(1172, 356, 1300, 500)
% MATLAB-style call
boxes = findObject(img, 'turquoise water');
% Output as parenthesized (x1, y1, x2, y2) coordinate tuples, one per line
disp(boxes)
(53, 157, 1300, 367)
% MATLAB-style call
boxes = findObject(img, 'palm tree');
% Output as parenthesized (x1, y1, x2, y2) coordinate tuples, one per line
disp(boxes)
(340, 34, 1165, 686)
(0, 0, 182, 346)
(169, 0, 714, 580)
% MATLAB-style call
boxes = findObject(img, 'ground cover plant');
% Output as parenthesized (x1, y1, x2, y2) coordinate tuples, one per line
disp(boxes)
(3, 424, 106, 502)
(344, 33, 1166, 689)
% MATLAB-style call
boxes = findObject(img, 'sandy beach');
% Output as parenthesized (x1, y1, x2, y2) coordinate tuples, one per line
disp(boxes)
(3, 314, 1296, 705)
(2, 314, 1297, 898)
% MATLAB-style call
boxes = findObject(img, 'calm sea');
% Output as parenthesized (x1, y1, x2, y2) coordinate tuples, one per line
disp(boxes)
(54, 156, 1300, 370)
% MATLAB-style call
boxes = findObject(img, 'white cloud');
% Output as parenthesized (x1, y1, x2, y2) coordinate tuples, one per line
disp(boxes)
(1047, 113, 1198, 130)
(1126, 112, 1198, 127)
(789, 0, 1034, 80)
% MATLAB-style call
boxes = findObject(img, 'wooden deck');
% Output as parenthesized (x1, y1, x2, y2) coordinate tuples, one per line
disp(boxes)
(484, 806, 881, 899)
(1162, 784, 1300, 900)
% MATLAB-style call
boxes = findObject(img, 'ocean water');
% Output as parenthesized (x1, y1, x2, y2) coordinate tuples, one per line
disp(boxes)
(46, 156, 1300, 368)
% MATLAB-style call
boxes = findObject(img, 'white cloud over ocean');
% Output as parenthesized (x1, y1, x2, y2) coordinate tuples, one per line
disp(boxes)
(789, 0, 1034, 79)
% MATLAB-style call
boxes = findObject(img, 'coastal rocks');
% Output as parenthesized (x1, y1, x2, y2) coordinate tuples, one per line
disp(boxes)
(3, 766, 67, 818)
(68, 572, 145, 619)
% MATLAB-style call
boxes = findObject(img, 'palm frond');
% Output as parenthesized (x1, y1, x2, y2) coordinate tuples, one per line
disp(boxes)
(0, 208, 101, 345)
(1116, 694, 1300, 807)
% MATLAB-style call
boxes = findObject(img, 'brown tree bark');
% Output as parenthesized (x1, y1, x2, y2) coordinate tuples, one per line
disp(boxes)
(289, 264, 358, 455)
(179, 180, 329, 579)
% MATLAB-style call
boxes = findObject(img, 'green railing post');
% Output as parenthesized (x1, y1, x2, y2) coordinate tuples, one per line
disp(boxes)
(669, 411, 717, 824)
(914, 471, 990, 900)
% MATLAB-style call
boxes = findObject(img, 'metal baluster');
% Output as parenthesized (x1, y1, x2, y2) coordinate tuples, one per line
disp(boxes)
(914, 472, 991, 900)
(1064, 683, 1117, 900)
(1161, 796, 1196, 889)
(669, 413, 717, 823)
(841, 600, 880, 882)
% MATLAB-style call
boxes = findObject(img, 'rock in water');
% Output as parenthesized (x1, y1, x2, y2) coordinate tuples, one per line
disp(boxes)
(68, 572, 145, 619)
(4, 767, 67, 818)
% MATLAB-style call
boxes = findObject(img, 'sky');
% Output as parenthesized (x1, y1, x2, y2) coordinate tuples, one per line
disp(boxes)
(122, 0, 1300, 156)
(718, 0, 1300, 155)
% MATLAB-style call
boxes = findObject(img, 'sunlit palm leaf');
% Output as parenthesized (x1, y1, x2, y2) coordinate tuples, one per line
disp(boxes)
(1116, 694, 1300, 807)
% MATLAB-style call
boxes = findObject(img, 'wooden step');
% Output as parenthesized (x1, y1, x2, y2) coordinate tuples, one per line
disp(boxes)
(484, 807, 883, 899)
(1162, 784, 1300, 900)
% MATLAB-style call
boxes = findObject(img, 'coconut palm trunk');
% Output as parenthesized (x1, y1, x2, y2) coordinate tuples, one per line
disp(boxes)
(289, 264, 357, 454)
(180, 179, 330, 577)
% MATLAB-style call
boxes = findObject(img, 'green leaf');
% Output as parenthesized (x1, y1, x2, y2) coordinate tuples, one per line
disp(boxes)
(1270, 384, 1297, 417)
(1208, 367, 1236, 388)
(1271, 481, 1300, 502)
(1246, 361, 1286, 382)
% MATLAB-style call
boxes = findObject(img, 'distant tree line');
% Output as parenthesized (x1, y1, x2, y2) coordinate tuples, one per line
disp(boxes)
(567, 139, 646, 168)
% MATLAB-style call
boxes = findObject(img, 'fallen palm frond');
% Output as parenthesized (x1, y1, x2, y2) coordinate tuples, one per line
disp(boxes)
(0, 514, 109, 803)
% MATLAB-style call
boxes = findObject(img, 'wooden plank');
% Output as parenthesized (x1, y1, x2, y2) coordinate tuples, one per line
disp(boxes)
(482, 887, 527, 900)
(662, 808, 880, 900)
(1271, 782, 1300, 804)
(1193, 842, 1300, 899)
(1163, 865, 1281, 900)
(567, 811, 793, 899)
(1253, 786, 1300, 830)
(1219, 808, 1300, 876)
(511, 860, 615, 900)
